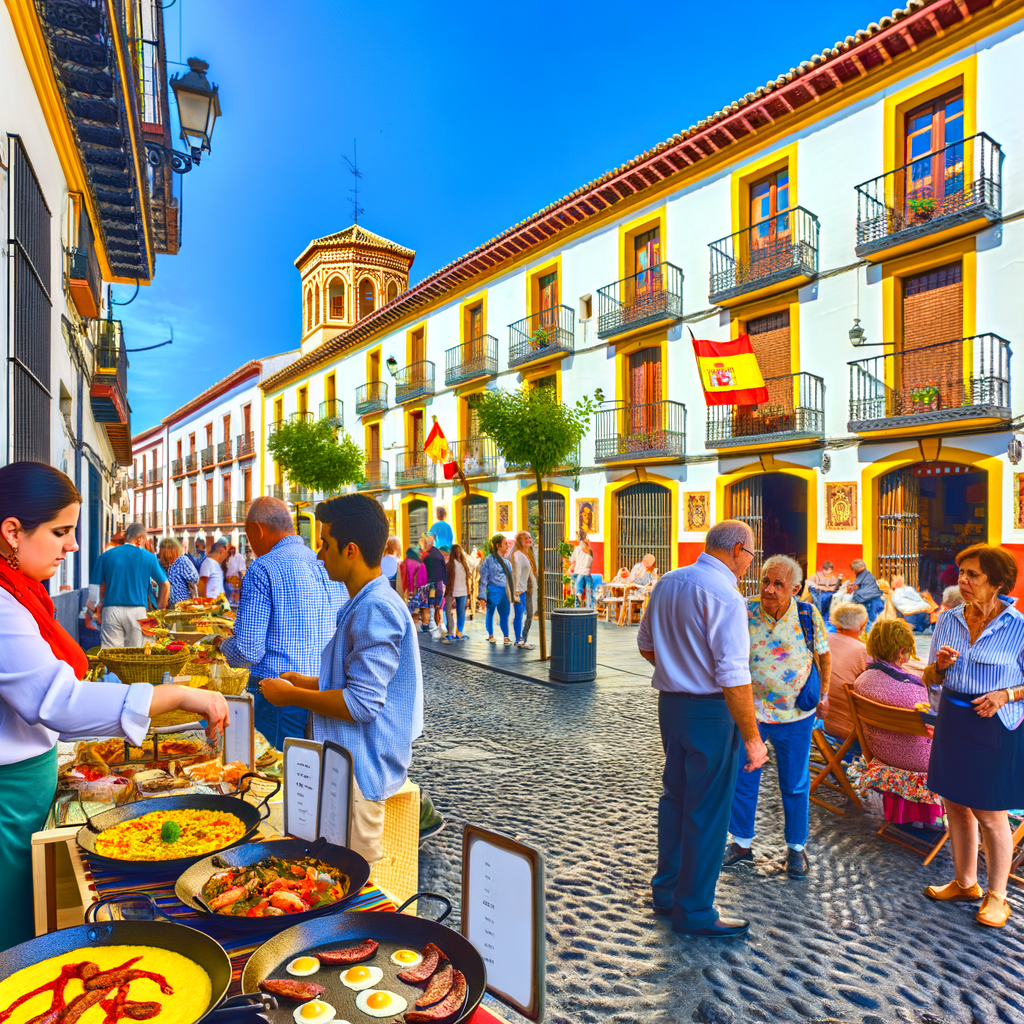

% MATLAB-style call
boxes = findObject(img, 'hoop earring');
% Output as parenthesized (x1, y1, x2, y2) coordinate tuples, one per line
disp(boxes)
(4, 546, 18, 571)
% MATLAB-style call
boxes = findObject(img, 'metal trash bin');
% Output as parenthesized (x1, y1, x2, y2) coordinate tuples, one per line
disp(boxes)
(549, 607, 597, 683)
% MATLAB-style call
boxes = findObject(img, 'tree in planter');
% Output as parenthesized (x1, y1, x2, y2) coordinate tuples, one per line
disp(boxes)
(475, 385, 597, 661)
(266, 417, 366, 501)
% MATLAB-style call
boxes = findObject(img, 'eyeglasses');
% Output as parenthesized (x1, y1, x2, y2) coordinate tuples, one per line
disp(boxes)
(741, 546, 755, 557)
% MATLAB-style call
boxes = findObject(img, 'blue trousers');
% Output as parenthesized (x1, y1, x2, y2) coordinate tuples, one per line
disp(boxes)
(652, 693, 741, 927)
(574, 574, 593, 608)
(485, 585, 510, 638)
(904, 610, 931, 632)
(729, 714, 815, 847)
(861, 596, 884, 630)
(447, 595, 467, 635)
(249, 679, 309, 751)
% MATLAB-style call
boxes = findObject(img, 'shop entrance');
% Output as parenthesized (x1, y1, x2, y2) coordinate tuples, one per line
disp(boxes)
(527, 490, 565, 613)
(729, 474, 808, 597)
(460, 495, 489, 555)
(615, 482, 673, 577)
(877, 462, 986, 599)
(407, 499, 428, 549)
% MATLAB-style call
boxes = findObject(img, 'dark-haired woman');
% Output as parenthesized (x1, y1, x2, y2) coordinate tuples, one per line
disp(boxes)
(478, 534, 515, 646)
(923, 543, 1024, 929)
(0, 462, 230, 948)
(444, 544, 470, 643)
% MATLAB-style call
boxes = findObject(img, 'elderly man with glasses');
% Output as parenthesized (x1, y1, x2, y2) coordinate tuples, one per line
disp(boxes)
(723, 554, 831, 879)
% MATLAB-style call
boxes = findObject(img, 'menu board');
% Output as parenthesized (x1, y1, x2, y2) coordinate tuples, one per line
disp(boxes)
(223, 695, 254, 767)
(283, 738, 322, 842)
(317, 742, 353, 848)
(462, 824, 545, 1021)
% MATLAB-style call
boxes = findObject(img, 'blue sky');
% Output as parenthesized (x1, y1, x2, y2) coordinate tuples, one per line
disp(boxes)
(123, 0, 890, 431)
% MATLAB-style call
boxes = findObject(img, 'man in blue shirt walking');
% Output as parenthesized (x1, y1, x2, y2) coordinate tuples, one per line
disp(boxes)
(95, 522, 169, 648)
(428, 506, 453, 551)
(260, 493, 423, 866)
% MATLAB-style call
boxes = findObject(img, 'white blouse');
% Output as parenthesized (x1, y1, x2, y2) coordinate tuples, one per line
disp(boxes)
(0, 589, 153, 765)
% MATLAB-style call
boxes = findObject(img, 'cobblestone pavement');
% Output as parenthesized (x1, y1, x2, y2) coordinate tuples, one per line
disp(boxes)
(413, 652, 1024, 1024)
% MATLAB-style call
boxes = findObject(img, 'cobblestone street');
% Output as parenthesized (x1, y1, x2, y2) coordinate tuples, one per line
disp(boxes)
(413, 641, 1024, 1024)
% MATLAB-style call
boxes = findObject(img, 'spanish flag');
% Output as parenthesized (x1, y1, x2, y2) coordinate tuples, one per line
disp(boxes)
(424, 416, 453, 464)
(690, 333, 769, 406)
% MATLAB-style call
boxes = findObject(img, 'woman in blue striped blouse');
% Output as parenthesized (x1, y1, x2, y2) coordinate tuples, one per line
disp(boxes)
(922, 544, 1024, 929)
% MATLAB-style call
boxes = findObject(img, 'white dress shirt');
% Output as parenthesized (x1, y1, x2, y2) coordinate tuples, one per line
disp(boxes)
(0, 590, 153, 764)
(637, 552, 751, 694)
(892, 584, 929, 615)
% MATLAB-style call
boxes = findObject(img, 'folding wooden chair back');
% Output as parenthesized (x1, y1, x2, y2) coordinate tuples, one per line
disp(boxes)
(809, 684, 862, 817)
(845, 683, 950, 865)
(594, 585, 622, 623)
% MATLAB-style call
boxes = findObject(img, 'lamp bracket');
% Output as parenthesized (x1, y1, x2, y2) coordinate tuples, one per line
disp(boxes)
(144, 140, 194, 174)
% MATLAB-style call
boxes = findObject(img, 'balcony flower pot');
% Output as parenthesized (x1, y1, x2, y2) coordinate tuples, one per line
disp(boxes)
(907, 197, 936, 224)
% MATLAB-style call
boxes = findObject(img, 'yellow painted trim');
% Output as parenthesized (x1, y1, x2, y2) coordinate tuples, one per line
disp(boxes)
(730, 294, 801, 375)
(399, 492, 434, 553)
(859, 444, 1001, 572)
(714, 273, 815, 309)
(730, 141, 799, 235)
(603, 472, 680, 571)
(459, 291, 488, 348)
(405, 320, 428, 368)
(452, 487, 492, 546)
(710, 437, 821, 456)
(617, 206, 667, 286)
(527, 255, 563, 318)
(517, 481, 571, 545)
(858, 215, 993, 263)
(613, 332, 669, 408)
(854, 416, 1006, 439)
(521, 363, 562, 404)
(259, 391, 266, 496)
(366, 345, 382, 384)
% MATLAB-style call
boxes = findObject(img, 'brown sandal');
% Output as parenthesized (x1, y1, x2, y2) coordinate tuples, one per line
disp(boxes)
(975, 892, 1012, 928)
(924, 879, 983, 902)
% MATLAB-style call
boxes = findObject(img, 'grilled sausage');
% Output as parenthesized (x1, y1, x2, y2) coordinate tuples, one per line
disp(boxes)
(396, 944, 442, 984)
(403, 970, 467, 1023)
(257, 980, 326, 1001)
(315, 939, 378, 964)
(414, 960, 453, 1008)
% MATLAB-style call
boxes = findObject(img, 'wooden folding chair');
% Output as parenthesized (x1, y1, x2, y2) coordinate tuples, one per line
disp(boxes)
(1006, 814, 1024, 891)
(595, 585, 622, 623)
(809, 712, 862, 817)
(846, 683, 950, 865)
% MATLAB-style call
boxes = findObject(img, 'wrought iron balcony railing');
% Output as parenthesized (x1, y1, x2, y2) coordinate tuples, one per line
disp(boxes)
(290, 411, 314, 424)
(395, 451, 437, 487)
(172, 508, 184, 526)
(217, 440, 232, 463)
(445, 335, 499, 387)
(185, 453, 199, 472)
(594, 400, 687, 463)
(705, 372, 825, 447)
(132, 514, 145, 525)
(855, 133, 1002, 257)
(170, 458, 183, 477)
(200, 445, 215, 468)
(394, 361, 436, 405)
(848, 334, 1011, 430)
(266, 485, 287, 500)
(149, 511, 162, 529)
(198, 504, 212, 524)
(508, 305, 575, 369)
(709, 207, 819, 303)
(236, 431, 256, 458)
(146, 468, 157, 483)
(235, 500, 252, 522)
(289, 489, 314, 505)
(268, 420, 284, 435)
(355, 381, 388, 416)
(320, 399, 343, 427)
(597, 263, 683, 339)
(506, 445, 580, 475)
(184, 508, 197, 525)
(216, 502, 234, 523)
(356, 459, 389, 491)
(449, 436, 499, 478)
(69, 245, 101, 315)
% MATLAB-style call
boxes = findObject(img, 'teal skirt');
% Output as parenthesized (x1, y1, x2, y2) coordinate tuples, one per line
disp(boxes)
(0, 746, 58, 950)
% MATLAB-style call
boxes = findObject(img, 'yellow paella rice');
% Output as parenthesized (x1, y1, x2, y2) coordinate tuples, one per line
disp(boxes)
(94, 808, 247, 861)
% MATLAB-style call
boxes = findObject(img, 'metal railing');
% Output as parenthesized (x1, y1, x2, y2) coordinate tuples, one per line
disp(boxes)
(709, 207, 819, 303)
(597, 262, 683, 339)
(268, 420, 284, 435)
(235, 499, 252, 521)
(217, 440, 232, 463)
(266, 485, 287, 500)
(200, 445, 215, 468)
(236, 431, 256, 457)
(184, 508, 197, 525)
(394, 361, 436, 404)
(356, 459, 389, 491)
(170, 458, 183, 477)
(445, 335, 499, 386)
(132, 514, 145, 525)
(594, 400, 687, 463)
(449, 436, 498, 478)
(69, 245, 101, 309)
(216, 502, 234, 523)
(848, 334, 1011, 427)
(355, 381, 388, 416)
(290, 411, 314, 424)
(185, 453, 199, 472)
(508, 305, 575, 368)
(147, 468, 157, 483)
(855, 133, 1001, 253)
(506, 445, 580, 475)
(706, 372, 825, 445)
(94, 319, 128, 421)
(320, 399, 343, 427)
(395, 451, 437, 487)
(289, 489, 314, 504)
(172, 508, 184, 526)
(198, 504, 212, 523)
(149, 511, 162, 529)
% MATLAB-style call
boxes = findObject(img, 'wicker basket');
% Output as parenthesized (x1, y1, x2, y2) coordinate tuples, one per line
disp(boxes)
(206, 665, 250, 695)
(98, 646, 193, 685)
(162, 610, 205, 627)
(171, 631, 205, 644)
(150, 708, 206, 729)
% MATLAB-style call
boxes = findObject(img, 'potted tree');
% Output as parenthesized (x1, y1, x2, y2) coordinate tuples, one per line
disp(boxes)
(909, 382, 941, 412)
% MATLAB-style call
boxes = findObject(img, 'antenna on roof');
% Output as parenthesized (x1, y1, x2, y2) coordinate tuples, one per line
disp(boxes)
(342, 139, 365, 225)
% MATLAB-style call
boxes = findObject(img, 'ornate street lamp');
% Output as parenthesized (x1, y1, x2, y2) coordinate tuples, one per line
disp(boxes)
(385, 356, 399, 377)
(146, 58, 222, 175)
(848, 318, 867, 347)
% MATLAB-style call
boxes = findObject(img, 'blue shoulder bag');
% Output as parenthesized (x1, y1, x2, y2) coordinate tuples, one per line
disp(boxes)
(794, 600, 822, 712)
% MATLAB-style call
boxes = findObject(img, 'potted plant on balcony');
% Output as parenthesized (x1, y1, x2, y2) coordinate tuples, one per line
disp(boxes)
(529, 325, 551, 351)
(910, 382, 941, 412)
(907, 196, 936, 224)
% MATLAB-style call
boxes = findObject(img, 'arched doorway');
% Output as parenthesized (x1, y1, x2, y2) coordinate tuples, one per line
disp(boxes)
(459, 494, 489, 556)
(878, 462, 986, 599)
(615, 482, 672, 577)
(728, 474, 808, 597)
(407, 499, 428, 549)
(527, 490, 565, 612)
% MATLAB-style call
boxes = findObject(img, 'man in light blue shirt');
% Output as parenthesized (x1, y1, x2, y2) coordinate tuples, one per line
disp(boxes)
(428, 506, 453, 551)
(260, 493, 423, 866)
(96, 522, 169, 648)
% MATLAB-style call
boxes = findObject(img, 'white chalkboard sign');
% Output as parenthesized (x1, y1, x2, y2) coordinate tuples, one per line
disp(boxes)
(223, 694, 255, 768)
(317, 741, 353, 848)
(462, 824, 546, 1021)
(282, 738, 322, 842)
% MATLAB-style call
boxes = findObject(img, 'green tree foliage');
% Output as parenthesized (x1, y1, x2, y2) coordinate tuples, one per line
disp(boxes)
(266, 418, 366, 494)
(475, 385, 597, 661)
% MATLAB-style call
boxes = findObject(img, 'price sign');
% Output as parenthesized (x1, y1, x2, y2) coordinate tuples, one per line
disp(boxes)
(283, 738, 322, 842)
(223, 695, 254, 767)
(462, 824, 545, 1021)
(317, 742, 352, 847)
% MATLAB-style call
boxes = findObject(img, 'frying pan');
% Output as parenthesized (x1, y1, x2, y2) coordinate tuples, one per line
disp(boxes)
(174, 837, 371, 931)
(76, 774, 282, 874)
(0, 895, 262, 1024)
(241, 892, 486, 1024)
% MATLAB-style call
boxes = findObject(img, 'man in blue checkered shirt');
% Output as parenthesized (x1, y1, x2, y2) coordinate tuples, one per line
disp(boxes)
(215, 496, 347, 748)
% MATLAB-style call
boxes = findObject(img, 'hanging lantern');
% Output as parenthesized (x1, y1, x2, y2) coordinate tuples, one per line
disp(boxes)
(1009, 437, 1022, 466)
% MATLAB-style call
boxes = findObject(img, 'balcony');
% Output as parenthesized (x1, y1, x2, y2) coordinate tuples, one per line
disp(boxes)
(172, 509, 184, 527)
(200, 446, 215, 468)
(709, 208, 819, 306)
(597, 263, 683, 340)
(355, 381, 388, 417)
(594, 401, 687, 463)
(184, 508, 197, 526)
(395, 451, 437, 488)
(185, 453, 199, 473)
(855, 133, 1001, 261)
(705, 373, 825, 450)
(289, 489, 314, 505)
(509, 306, 575, 369)
(290, 411, 314, 424)
(170, 458, 183, 477)
(216, 502, 236, 523)
(356, 460, 389, 492)
(394, 361, 436, 405)
(848, 334, 1011, 437)
(89, 319, 131, 465)
(320, 399, 343, 427)
(449, 437, 498, 478)
(217, 440, 233, 463)
(147, 468, 158, 484)
(132, 514, 144, 525)
(237, 431, 256, 458)
(148, 511, 162, 530)
(506, 446, 580, 475)
(268, 420, 284, 435)
(235, 499, 252, 522)
(266, 485, 287, 500)
(68, 245, 101, 318)
(198, 504, 212, 524)
(445, 335, 498, 387)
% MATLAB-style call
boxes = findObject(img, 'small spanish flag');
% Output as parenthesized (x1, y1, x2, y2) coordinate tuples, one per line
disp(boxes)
(424, 416, 453, 464)
(690, 332, 769, 407)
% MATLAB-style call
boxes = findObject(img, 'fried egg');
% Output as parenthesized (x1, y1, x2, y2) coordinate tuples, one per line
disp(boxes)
(292, 1000, 335, 1024)
(354, 990, 407, 1018)
(339, 964, 383, 991)
(286, 956, 321, 977)
(389, 948, 423, 968)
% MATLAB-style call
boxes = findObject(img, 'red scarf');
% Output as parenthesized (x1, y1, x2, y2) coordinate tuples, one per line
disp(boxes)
(0, 560, 89, 679)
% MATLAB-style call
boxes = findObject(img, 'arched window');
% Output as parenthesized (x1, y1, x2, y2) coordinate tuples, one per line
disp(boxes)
(314, 285, 320, 324)
(305, 287, 312, 332)
(386, 280, 398, 303)
(358, 278, 375, 320)
(328, 277, 346, 320)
